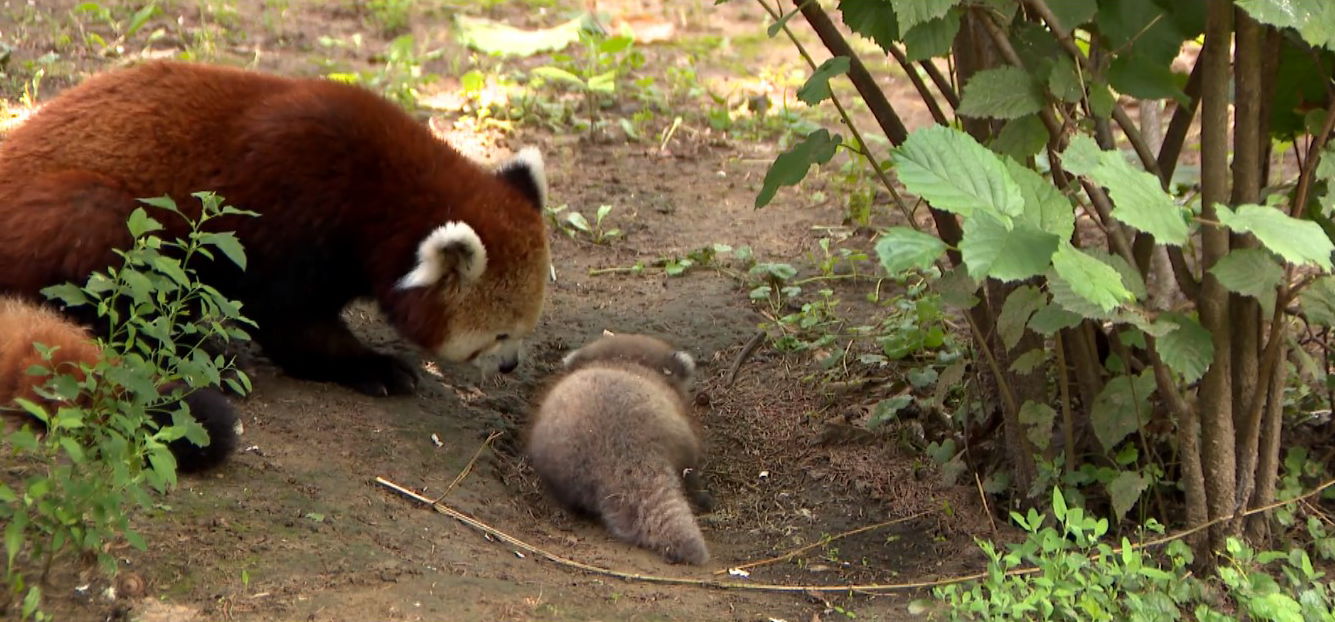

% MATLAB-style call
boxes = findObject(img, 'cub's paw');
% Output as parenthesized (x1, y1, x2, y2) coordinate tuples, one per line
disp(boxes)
(345, 354, 419, 397)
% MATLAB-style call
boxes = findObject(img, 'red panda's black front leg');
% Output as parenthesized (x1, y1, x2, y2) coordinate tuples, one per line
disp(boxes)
(255, 314, 418, 396)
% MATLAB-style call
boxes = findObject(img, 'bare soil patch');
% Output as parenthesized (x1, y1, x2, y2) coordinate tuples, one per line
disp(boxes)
(1, 1, 992, 620)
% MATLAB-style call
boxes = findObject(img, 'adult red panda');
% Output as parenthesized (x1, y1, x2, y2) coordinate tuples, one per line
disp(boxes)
(0, 297, 237, 473)
(526, 334, 713, 565)
(0, 61, 549, 396)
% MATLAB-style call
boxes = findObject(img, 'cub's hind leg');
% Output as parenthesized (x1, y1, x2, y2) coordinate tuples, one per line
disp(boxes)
(254, 313, 418, 397)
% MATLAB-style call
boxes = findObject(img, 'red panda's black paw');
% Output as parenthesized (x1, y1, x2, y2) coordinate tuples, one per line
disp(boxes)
(345, 354, 419, 397)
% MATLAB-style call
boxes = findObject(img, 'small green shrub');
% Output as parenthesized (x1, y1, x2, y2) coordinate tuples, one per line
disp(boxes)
(0, 192, 254, 620)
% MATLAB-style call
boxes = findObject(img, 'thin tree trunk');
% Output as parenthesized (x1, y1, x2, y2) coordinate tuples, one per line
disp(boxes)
(1197, 0, 1238, 556)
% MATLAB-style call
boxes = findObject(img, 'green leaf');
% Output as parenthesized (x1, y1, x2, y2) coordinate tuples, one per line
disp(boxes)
(1155, 312, 1213, 384)
(766, 7, 800, 37)
(895, 0, 958, 32)
(1028, 303, 1082, 335)
(960, 211, 1059, 282)
(893, 125, 1024, 218)
(1237, 0, 1335, 50)
(126, 207, 164, 238)
(1107, 471, 1149, 522)
(875, 226, 947, 274)
(197, 230, 250, 269)
(587, 70, 616, 94)
(990, 114, 1050, 161)
(454, 14, 587, 58)
(1302, 276, 1335, 328)
(997, 285, 1044, 351)
(1090, 370, 1155, 451)
(838, 0, 899, 53)
(1045, 0, 1097, 33)
(1108, 54, 1188, 103)
(797, 56, 850, 105)
(1018, 400, 1055, 451)
(1004, 158, 1074, 240)
(756, 129, 843, 208)
(41, 283, 90, 308)
(530, 65, 585, 87)
(901, 11, 960, 61)
(1215, 203, 1335, 270)
(1051, 242, 1132, 312)
(1046, 55, 1084, 103)
(1010, 348, 1047, 374)
(1208, 248, 1282, 314)
(936, 268, 979, 309)
(1063, 134, 1189, 246)
(1087, 82, 1116, 119)
(957, 66, 1045, 120)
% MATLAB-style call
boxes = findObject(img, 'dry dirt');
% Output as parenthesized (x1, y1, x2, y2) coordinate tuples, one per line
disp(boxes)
(1, 1, 993, 620)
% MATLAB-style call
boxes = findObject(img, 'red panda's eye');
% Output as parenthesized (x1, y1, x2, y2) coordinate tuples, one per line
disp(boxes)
(497, 334, 510, 341)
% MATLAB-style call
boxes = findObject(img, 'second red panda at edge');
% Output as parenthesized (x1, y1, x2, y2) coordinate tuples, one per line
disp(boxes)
(0, 61, 549, 396)
(0, 297, 236, 473)
(526, 334, 714, 565)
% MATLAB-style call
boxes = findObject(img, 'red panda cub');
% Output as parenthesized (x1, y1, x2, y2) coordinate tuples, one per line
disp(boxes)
(0, 297, 237, 473)
(526, 334, 712, 565)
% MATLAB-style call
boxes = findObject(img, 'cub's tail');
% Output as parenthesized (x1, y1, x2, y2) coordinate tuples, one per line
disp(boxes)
(151, 384, 239, 473)
(598, 464, 709, 565)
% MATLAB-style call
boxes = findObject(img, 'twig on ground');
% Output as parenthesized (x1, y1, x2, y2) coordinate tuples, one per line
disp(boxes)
(726, 330, 767, 388)
(974, 472, 999, 539)
(711, 510, 931, 575)
(431, 430, 502, 504)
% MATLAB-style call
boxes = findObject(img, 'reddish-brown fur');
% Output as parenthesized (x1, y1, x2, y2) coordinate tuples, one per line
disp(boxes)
(0, 61, 549, 395)
(0, 297, 236, 472)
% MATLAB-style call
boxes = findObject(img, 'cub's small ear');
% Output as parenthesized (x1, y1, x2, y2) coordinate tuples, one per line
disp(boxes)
(496, 146, 546, 209)
(667, 351, 695, 378)
(397, 222, 487, 290)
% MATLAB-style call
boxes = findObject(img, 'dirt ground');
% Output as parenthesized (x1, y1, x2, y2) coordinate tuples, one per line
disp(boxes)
(1, 1, 992, 620)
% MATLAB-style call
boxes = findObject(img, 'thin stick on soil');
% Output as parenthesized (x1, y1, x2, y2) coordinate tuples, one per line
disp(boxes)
(375, 475, 1335, 593)
(710, 510, 931, 575)
(973, 472, 999, 539)
(726, 330, 767, 388)
(431, 430, 503, 504)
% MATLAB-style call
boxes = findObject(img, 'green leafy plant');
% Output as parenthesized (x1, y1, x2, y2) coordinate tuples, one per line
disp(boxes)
(1, 192, 254, 619)
(326, 34, 443, 108)
(755, 0, 1335, 563)
(547, 203, 622, 245)
(528, 30, 645, 135)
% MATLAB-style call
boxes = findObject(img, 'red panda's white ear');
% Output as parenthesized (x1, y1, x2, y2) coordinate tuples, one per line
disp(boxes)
(496, 146, 546, 208)
(670, 351, 695, 377)
(397, 222, 487, 290)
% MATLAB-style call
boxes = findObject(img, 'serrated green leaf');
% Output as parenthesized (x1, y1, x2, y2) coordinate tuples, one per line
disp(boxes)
(126, 207, 165, 238)
(875, 226, 947, 274)
(1301, 276, 1335, 327)
(1155, 312, 1213, 383)
(1109, 54, 1188, 103)
(756, 129, 842, 208)
(958, 66, 1045, 120)
(1018, 400, 1055, 450)
(1045, 0, 1097, 33)
(990, 114, 1050, 161)
(893, 125, 1024, 218)
(1090, 370, 1155, 451)
(1063, 135, 1189, 245)
(1107, 471, 1149, 522)
(41, 283, 90, 308)
(901, 10, 959, 61)
(797, 56, 850, 105)
(936, 268, 979, 309)
(895, 0, 958, 32)
(1046, 55, 1084, 103)
(1088, 82, 1116, 119)
(530, 65, 584, 87)
(1051, 242, 1132, 312)
(1216, 203, 1335, 270)
(1010, 348, 1047, 374)
(838, 0, 899, 53)
(1003, 157, 1074, 239)
(1208, 248, 1282, 314)
(587, 70, 616, 94)
(997, 285, 1044, 350)
(1028, 303, 1082, 335)
(1237, 0, 1335, 50)
(960, 211, 1060, 282)
(198, 231, 248, 270)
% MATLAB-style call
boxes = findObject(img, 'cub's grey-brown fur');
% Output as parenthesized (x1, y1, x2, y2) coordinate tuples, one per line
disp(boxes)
(525, 334, 712, 565)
